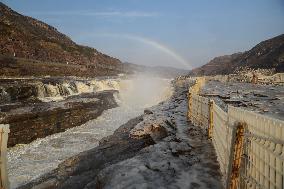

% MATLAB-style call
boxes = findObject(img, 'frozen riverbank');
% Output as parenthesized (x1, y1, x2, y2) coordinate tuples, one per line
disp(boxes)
(18, 78, 223, 189)
(8, 76, 172, 188)
(8, 106, 143, 188)
(201, 80, 284, 120)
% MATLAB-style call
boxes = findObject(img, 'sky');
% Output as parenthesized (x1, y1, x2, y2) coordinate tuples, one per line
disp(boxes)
(2, 0, 284, 69)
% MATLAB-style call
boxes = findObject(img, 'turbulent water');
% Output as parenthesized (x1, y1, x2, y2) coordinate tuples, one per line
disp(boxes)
(7, 75, 172, 189)
(0, 77, 121, 104)
(37, 78, 121, 102)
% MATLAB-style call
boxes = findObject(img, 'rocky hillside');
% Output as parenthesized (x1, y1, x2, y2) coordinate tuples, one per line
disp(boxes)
(189, 34, 284, 76)
(0, 2, 123, 77)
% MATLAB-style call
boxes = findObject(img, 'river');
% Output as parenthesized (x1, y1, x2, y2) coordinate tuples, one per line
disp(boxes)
(7, 75, 172, 188)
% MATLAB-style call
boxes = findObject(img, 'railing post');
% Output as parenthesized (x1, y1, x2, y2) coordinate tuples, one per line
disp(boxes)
(226, 122, 246, 189)
(0, 124, 10, 189)
(187, 92, 192, 120)
(198, 95, 201, 126)
(208, 100, 214, 139)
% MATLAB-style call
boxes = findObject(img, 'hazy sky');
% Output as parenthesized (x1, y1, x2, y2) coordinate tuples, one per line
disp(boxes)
(3, 0, 284, 69)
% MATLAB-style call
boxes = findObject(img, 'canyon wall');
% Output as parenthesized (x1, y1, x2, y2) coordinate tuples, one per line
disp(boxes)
(0, 78, 120, 147)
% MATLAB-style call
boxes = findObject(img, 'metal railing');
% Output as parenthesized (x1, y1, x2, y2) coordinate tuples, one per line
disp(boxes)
(229, 107, 284, 189)
(211, 102, 232, 181)
(0, 124, 9, 189)
(187, 78, 284, 189)
(190, 94, 210, 129)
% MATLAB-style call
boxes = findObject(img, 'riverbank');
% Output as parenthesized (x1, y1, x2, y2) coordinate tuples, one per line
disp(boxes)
(18, 78, 223, 189)
(7, 76, 172, 188)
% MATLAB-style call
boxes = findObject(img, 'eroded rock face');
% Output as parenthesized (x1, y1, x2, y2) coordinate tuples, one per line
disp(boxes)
(1, 90, 118, 147)
(0, 77, 122, 147)
(0, 3, 123, 78)
(129, 115, 174, 142)
(19, 78, 223, 189)
(189, 34, 284, 76)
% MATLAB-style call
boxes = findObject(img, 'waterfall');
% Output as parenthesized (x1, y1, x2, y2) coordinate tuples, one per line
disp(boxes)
(35, 78, 121, 102)
(91, 79, 120, 92)
(35, 83, 47, 98)
(62, 82, 77, 96)
(0, 77, 171, 105)
(74, 81, 93, 94)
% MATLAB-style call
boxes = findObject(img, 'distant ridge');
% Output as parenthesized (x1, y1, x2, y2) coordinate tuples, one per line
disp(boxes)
(189, 34, 284, 76)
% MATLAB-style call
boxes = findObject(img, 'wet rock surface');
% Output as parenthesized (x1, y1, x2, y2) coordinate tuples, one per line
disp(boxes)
(201, 80, 284, 120)
(0, 77, 120, 147)
(0, 77, 119, 104)
(1, 90, 117, 147)
(19, 79, 223, 189)
(17, 116, 155, 189)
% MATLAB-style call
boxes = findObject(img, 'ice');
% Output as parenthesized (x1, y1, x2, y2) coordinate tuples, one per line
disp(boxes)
(7, 76, 172, 188)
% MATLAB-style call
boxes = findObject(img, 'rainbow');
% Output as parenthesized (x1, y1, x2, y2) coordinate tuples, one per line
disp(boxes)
(119, 34, 191, 69)
(82, 33, 192, 69)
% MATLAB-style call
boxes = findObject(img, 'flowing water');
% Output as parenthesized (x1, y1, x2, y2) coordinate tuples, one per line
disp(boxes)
(7, 75, 172, 188)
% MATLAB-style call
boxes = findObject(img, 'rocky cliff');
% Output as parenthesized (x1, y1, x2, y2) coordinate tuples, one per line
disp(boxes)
(189, 34, 284, 76)
(0, 2, 123, 77)
(2, 90, 118, 147)
(0, 77, 120, 147)
(0, 3, 190, 77)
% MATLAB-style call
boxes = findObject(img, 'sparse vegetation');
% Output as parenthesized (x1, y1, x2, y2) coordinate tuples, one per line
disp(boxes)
(0, 2, 122, 77)
(189, 34, 284, 76)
